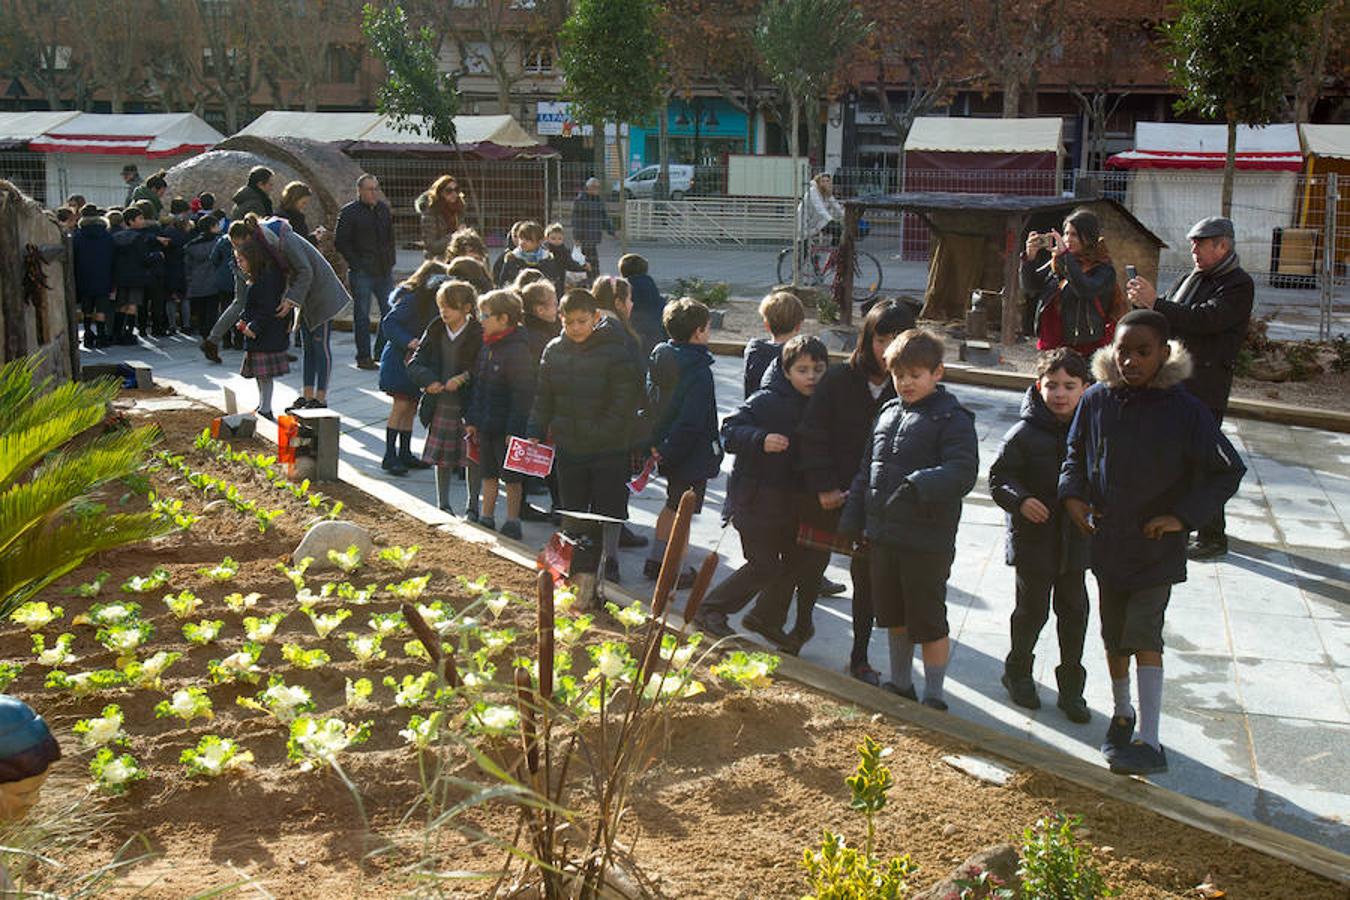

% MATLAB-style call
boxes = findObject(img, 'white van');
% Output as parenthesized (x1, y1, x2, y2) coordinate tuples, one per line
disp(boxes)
(615, 164, 696, 199)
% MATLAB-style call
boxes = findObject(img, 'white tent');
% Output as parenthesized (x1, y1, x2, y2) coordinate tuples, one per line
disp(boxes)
(0, 111, 83, 205)
(1107, 123, 1303, 273)
(238, 111, 543, 152)
(0, 111, 82, 148)
(904, 116, 1064, 154)
(24, 113, 224, 209)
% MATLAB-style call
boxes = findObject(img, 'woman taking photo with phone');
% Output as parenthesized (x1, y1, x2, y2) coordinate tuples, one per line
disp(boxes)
(1021, 208, 1123, 355)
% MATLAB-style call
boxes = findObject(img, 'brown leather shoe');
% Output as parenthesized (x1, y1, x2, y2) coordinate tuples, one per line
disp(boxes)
(200, 339, 222, 364)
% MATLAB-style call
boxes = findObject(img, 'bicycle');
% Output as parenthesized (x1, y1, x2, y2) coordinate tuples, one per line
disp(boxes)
(776, 237, 883, 304)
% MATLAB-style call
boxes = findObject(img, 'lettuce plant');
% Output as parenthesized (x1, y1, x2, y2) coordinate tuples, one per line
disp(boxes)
(586, 641, 636, 683)
(10, 601, 63, 631)
(386, 575, 430, 600)
(345, 677, 373, 709)
(77, 600, 140, 627)
(605, 601, 648, 633)
(239, 676, 314, 723)
(69, 572, 111, 598)
(327, 545, 363, 574)
(243, 612, 286, 643)
(155, 686, 213, 723)
(198, 556, 240, 583)
(73, 704, 126, 750)
(384, 672, 437, 708)
(399, 711, 445, 750)
(277, 558, 312, 592)
(345, 632, 385, 663)
(280, 643, 330, 670)
(465, 702, 519, 735)
(45, 668, 123, 696)
(121, 567, 170, 593)
(122, 651, 181, 690)
(208, 642, 264, 684)
(97, 620, 154, 664)
(367, 612, 405, 637)
(553, 614, 592, 646)
(224, 592, 262, 614)
(182, 619, 225, 646)
(163, 590, 202, 619)
(307, 608, 351, 639)
(377, 545, 420, 570)
(0, 662, 23, 691)
(89, 748, 145, 796)
(335, 582, 376, 605)
(286, 716, 372, 772)
(711, 650, 780, 691)
(181, 735, 254, 778)
(32, 633, 77, 667)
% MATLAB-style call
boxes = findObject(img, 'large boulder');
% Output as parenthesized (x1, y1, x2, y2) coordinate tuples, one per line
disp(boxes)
(293, 520, 374, 572)
(912, 843, 1021, 900)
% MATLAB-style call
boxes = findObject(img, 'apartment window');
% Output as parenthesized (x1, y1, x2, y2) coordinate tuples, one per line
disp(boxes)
(462, 42, 492, 75)
(523, 44, 553, 74)
(43, 46, 72, 71)
(326, 45, 361, 84)
(201, 48, 240, 78)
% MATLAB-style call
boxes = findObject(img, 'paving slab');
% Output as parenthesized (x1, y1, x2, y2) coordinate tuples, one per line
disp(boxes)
(88, 332, 1350, 855)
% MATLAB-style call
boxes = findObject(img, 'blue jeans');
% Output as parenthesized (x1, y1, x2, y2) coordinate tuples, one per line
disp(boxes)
(349, 269, 394, 361)
(301, 320, 333, 392)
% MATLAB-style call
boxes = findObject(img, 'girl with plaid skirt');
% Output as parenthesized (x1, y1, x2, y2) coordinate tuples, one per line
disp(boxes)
(407, 280, 483, 513)
(235, 235, 291, 421)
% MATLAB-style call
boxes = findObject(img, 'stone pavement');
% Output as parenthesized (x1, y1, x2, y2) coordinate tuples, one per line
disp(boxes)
(91, 333, 1350, 854)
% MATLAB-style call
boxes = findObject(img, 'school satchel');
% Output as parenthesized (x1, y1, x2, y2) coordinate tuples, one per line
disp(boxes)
(796, 523, 867, 558)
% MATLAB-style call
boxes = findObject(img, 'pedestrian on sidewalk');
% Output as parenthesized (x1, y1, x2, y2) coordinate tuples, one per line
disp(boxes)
(1022, 208, 1123, 356)
(407, 280, 483, 514)
(417, 174, 465, 260)
(743, 290, 805, 398)
(989, 348, 1092, 722)
(695, 335, 828, 650)
(591, 276, 651, 550)
(1060, 309, 1245, 776)
(571, 178, 615, 275)
(379, 261, 451, 475)
(335, 174, 396, 370)
(1126, 216, 1253, 561)
(183, 212, 226, 338)
(796, 299, 911, 686)
(840, 328, 979, 712)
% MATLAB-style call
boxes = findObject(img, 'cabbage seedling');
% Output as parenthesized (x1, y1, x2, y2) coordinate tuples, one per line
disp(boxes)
(0, 662, 21, 691)
(224, 592, 262, 613)
(121, 567, 170, 593)
(710, 650, 780, 691)
(123, 651, 181, 690)
(73, 704, 126, 750)
(280, 643, 330, 670)
(344, 677, 373, 709)
(75, 601, 141, 627)
(163, 590, 203, 619)
(89, 748, 144, 796)
(344, 632, 385, 663)
(243, 612, 286, 643)
(307, 608, 351, 639)
(69, 572, 111, 598)
(10, 602, 63, 631)
(182, 619, 225, 646)
(44, 668, 123, 696)
(154, 686, 213, 723)
(327, 545, 362, 574)
(208, 642, 265, 684)
(198, 557, 240, 582)
(32, 633, 77, 667)
(377, 545, 420, 570)
(286, 716, 371, 772)
(238, 676, 314, 723)
(181, 735, 254, 778)
(384, 672, 436, 708)
(399, 711, 445, 750)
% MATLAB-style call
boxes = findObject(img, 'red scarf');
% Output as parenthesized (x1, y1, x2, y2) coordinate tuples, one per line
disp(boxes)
(483, 325, 516, 346)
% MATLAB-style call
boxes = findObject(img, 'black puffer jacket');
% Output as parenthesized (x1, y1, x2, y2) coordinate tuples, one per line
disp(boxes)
(231, 184, 274, 219)
(722, 365, 808, 520)
(797, 362, 895, 495)
(840, 385, 979, 552)
(1152, 255, 1254, 415)
(647, 341, 722, 483)
(497, 249, 563, 289)
(335, 199, 395, 276)
(528, 320, 640, 457)
(408, 316, 483, 425)
(466, 327, 535, 436)
(524, 313, 559, 367)
(1060, 344, 1246, 591)
(989, 387, 1090, 575)
(111, 227, 160, 290)
(1022, 251, 1116, 348)
(742, 337, 782, 399)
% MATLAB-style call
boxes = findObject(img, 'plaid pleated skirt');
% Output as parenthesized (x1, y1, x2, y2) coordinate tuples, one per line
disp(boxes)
(241, 350, 291, 379)
(422, 403, 465, 467)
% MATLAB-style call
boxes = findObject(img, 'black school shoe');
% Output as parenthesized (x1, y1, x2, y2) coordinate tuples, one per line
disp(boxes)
(1101, 714, 1136, 758)
(1187, 536, 1228, 561)
(849, 662, 881, 686)
(739, 614, 793, 650)
(619, 525, 649, 548)
(693, 611, 734, 638)
(1108, 740, 1168, 775)
(818, 577, 847, 597)
(381, 455, 409, 477)
(401, 453, 432, 471)
(1001, 672, 1041, 710)
(642, 558, 697, 589)
(921, 696, 949, 712)
(882, 681, 918, 701)
(1057, 694, 1091, 724)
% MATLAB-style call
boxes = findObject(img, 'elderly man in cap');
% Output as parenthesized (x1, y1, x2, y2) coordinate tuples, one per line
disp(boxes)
(1127, 216, 1254, 560)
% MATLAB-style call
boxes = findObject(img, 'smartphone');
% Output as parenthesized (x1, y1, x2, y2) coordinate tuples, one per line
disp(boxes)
(1125, 265, 1138, 281)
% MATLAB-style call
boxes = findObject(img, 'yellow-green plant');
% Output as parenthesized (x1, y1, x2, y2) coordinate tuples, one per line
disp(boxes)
(0, 358, 172, 615)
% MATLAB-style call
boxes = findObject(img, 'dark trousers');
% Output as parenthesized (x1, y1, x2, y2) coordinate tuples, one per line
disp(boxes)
(797, 503, 874, 666)
(148, 283, 169, 331)
(579, 241, 600, 274)
(702, 516, 797, 622)
(1006, 567, 1088, 692)
(1197, 407, 1228, 544)
(555, 451, 628, 519)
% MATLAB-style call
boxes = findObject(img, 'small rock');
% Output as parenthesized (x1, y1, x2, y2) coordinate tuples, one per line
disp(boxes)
(912, 844, 1020, 900)
(203, 499, 231, 514)
(942, 823, 959, 837)
(941, 753, 1017, 786)
(294, 520, 374, 570)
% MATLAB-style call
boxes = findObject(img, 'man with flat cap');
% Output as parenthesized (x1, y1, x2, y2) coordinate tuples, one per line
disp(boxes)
(1127, 216, 1253, 560)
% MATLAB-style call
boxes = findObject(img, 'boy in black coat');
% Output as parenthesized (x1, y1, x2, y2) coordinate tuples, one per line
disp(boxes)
(696, 336, 828, 646)
(544, 222, 590, 295)
(528, 289, 641, 580)
(989, 348, 1092, 721)
(619, 254, 667, 355)
(644, 298, 722, 587)
(109, 207, 162, 345)
(497, 221, 563, 289)
(465, 289, 535, 539)
(1060, 309, 1245, 776)
(840, 329, 978, 711)
(742, 290, 804, 398)
(72, 205, 115, 348)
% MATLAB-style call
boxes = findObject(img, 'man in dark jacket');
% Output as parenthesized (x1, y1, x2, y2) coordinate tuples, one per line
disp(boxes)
(121, 164, 141, 207)
(335, 174, 397, 368)
(989, 350, 1092, 721)
(570, 178, 615, 274)
(73, 206, 116, 348)
(230, 166, 275, 219)
(1127, 216, 1253, 560)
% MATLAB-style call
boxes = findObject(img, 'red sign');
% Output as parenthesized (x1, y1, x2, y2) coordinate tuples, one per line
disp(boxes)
(627, 455, 657, 495)
(503, 436, 555, 478)
(463, 431, 480, 465)
(536, 531, 575, 583)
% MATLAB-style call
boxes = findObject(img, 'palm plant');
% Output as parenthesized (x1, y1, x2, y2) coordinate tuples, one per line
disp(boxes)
(0, 358, 171, 616)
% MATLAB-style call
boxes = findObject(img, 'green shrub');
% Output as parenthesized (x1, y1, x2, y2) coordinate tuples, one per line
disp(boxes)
(672, 276, 729, 306)
(1017, 813, 1113, 899)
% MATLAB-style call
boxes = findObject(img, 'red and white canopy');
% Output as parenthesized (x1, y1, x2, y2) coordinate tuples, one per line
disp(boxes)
(28, 113, 223, 157)
(1107, 123, 1302, 172)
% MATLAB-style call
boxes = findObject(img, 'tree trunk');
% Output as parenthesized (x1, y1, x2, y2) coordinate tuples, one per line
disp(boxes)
(303, 81, 318, 112)
(1001, 78, 1021, 117)
(787, 96, 800, 159)
(806, 95, 822, 168)
(1294, 1, 1334, 124)
(656, 96, 670, 200)
(592, 122, 608, 194)
(224, 97, 240, 135)
(109, 89, 124, 113)
(1222, 117, 1237, 217)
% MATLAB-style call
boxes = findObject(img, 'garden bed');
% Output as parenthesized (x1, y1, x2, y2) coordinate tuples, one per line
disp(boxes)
(1, 394, 1343, 898)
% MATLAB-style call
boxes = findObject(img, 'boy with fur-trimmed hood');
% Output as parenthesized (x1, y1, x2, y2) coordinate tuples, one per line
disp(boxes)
(1059, 308, 1245, 776)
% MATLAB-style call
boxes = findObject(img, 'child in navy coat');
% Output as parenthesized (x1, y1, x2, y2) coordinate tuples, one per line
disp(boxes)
(1060, 308, 1244, 776)
(234, 238, 291, 420)
(840, 329, 979, 711)
(72, 205, 115, 348)
(696, 336, 828, 649)
(990, 348, 1092, 721)
(741, 290, 804, 398)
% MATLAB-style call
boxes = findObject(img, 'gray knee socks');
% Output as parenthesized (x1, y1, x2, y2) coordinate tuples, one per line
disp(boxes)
(887, 630, 914, 691)
(435, 466, 453, 511)
(1136, 665, 1164, 749)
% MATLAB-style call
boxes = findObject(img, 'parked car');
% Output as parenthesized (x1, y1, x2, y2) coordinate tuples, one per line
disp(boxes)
(613, 164, 696, 200)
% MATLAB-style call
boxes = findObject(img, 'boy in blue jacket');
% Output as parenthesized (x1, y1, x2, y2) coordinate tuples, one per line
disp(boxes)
(990, 348, 1092, 721)
(645, 298, 721, 586)
(72, 205, 115, 349)
(619, 254, 667, 355)
(841, 329, 978, 711)
(1060, 308, 1244, 776)
(465, 289, 535, 539)
(696, 335, 828, 647)
(742, 290, 804, 398)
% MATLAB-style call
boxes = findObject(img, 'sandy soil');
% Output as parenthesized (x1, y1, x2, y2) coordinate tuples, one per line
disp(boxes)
(2, 400, 1341, 898)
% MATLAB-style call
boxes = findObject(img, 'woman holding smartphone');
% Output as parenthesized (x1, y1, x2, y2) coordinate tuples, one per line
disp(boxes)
(1021, 208, 1122, 354)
